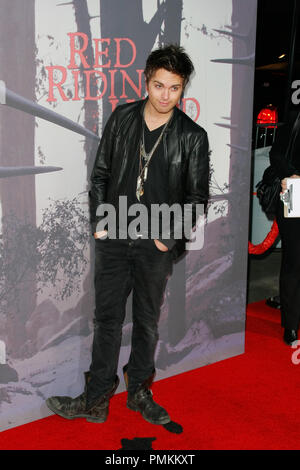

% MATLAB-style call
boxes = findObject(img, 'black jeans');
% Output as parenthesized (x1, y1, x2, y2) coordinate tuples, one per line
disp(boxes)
(277, 202, 300, 330)
(86, 237, 173, 406)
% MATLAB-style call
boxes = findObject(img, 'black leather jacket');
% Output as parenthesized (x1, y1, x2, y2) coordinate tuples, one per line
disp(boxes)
(89, 98, 209, 260)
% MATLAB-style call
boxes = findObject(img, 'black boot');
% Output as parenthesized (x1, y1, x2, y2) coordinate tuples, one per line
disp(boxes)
(46, 372, 119, 423)
(266, 295, 281, 309)
(283, 328, 298, 346)
(123, 365, 170, 425)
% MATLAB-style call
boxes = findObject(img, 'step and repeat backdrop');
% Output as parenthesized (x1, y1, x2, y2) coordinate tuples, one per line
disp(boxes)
(0, 0, 257, 431)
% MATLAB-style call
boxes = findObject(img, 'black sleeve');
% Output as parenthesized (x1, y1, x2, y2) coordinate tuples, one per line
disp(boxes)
(269, 123, 300, 179)
(159, 129, 210, 252)
(89, 108, 119, 234)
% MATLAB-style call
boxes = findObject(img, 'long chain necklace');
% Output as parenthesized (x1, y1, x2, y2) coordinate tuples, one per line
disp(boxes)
(136, 110, 173, 201)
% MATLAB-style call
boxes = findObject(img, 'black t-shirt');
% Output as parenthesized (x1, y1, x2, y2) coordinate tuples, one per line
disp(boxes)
(120, 121, 169, 238)
(141, 123, 169, 206)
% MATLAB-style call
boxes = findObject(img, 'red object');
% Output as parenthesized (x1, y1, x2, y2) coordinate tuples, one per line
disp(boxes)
(1, 301, 300, 450)
(248, 219, 279, 254)
(257, 106, 278, 128)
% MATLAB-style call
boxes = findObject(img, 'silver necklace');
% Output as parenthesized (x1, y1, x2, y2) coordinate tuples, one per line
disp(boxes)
(136, 110, 173, 201)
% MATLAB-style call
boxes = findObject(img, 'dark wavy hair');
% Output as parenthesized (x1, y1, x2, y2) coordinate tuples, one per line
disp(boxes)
(144, 44, 194, 88)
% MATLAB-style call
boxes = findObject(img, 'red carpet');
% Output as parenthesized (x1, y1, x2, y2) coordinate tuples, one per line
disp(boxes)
(1, 301, 300, 450)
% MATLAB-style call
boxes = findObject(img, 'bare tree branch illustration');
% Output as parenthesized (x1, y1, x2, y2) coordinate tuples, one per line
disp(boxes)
(0, 198, 90, 314)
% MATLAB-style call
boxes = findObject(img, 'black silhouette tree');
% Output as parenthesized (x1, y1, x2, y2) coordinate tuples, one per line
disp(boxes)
(100, 0, 185, 346)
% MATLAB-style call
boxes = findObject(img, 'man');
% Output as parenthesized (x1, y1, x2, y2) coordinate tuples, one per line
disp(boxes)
(46, 44, 209, 425)
(269, 109, 300, 346)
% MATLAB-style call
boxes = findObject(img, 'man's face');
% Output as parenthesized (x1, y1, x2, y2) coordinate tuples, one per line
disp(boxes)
(145, 68, 184, 116)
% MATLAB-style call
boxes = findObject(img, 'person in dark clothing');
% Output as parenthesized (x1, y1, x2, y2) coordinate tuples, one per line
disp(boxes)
(269, 109, 300, 346)
(45, 44, 209, 424)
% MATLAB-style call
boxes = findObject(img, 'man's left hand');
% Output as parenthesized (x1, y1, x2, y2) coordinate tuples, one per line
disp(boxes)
(281, 174, 300, 193)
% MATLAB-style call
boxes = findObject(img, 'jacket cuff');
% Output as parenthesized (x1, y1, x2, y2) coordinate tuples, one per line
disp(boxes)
(91, 222, 97, 235)
(158, 237, 177, 251)
(91, 216, 107, 236)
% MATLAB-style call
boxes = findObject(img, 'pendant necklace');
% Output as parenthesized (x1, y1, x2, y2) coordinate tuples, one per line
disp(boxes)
(136, 109, 173, 201)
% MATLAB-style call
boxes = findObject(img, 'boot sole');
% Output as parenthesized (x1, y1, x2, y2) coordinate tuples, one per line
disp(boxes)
(127, 402, 171, 425)
(46, 399, 107, 423)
